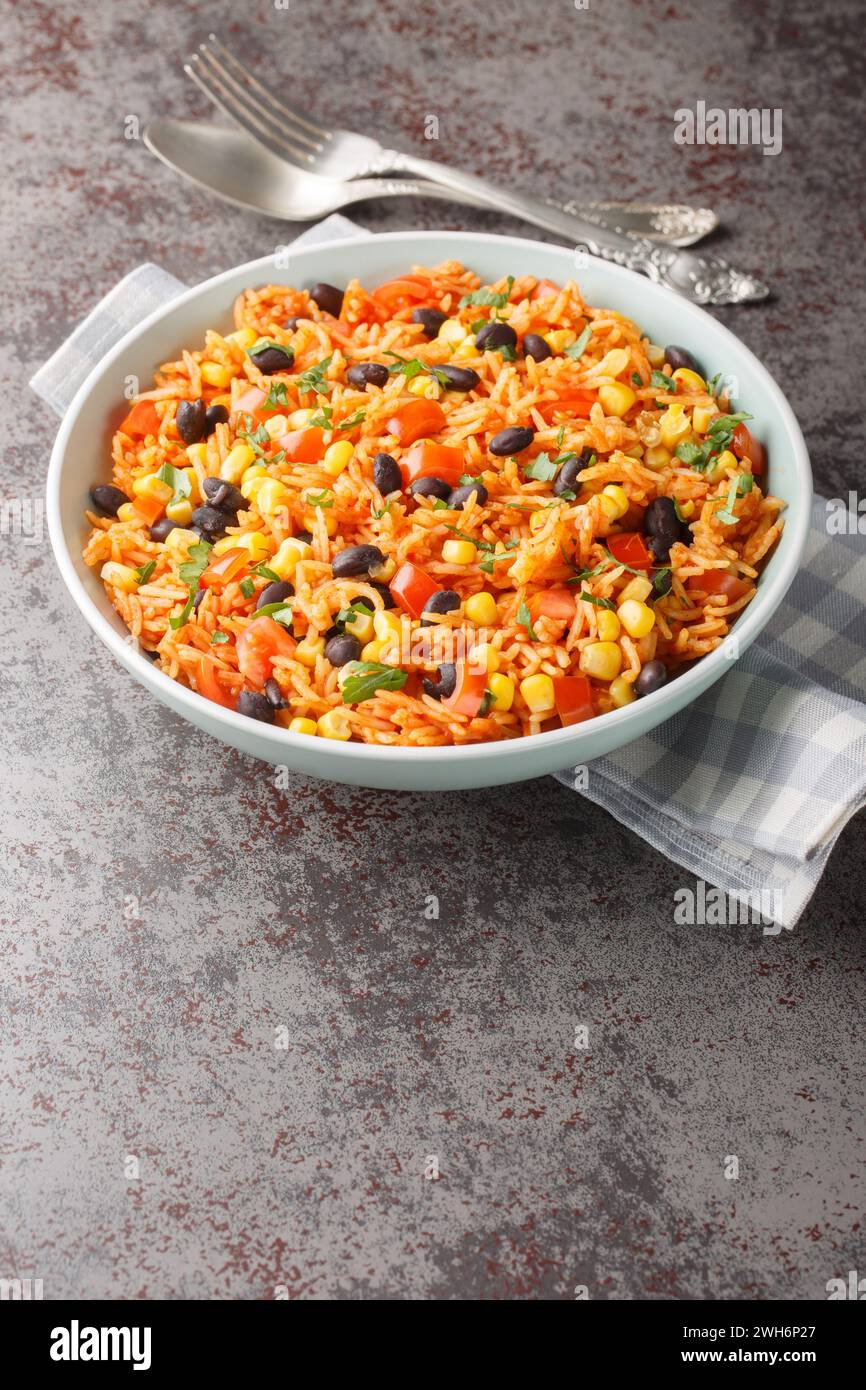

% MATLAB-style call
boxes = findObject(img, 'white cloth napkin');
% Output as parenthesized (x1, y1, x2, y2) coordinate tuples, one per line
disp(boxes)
(32, 214, 866, 932)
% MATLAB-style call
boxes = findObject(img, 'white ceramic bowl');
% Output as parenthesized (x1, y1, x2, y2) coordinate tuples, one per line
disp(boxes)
(47, 231, 811, 790)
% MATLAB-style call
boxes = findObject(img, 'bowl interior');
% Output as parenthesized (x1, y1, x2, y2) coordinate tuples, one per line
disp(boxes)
(48, 231, 811, 790)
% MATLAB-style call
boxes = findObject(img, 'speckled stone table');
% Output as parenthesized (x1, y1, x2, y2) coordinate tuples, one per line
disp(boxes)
(2, 0, 864, 1300)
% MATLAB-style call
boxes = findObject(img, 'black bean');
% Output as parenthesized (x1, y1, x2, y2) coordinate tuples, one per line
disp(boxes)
(373, 452, 401, 494)
(202, 476, 245, 513)
(264, 677, 286, 709)
(204, 403, 229, 435)
(423, 662, 457, 701)
(296, 530, 313, 545)
(412, 306, 447, 338)
(366, 579, 397, 609)
(553, 449, 594, 498)
(635, 660, 668, 697)
(143, 648, 159, 661)
(148, 517, 179, 542)
(192, 587, 206, 612)
(664, 344, 702, 375)
(522, 332, 552, 362)
(644, 496, 690, 563)
(283, 316, 300, 332)
(90, 484, 128, 517)
(475, 321, 517, 352)
(421, 590, 461, 626)
(489, 425, 534, 457)
(237, 690, 276, 722)
(257, 581, 294, 611)
(331, 544, 385, 578)
(347, 362, 389, 389)
(448, 481, 489, 509)
(250, 344, 295, 375)
(191, 505, 230, 540)
(309, 282, 344, 317)
(324, 633, 362, 667)
(434, 364, 480, 392)
(176, 398, 207, 445)
(410, 476, 451, 502)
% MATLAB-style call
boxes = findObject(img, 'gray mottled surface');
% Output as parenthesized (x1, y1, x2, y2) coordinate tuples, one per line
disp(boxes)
(2, 0, 864, 1300)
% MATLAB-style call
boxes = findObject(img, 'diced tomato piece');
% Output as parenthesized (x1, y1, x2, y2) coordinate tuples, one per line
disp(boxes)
(130, 495, 164, 526)
(236, 615, 297, 687)
(554, 674, 595, 727)
(389, 561, 441, 618)
(606, 532, 654, 570)
(529, 587, 577, 624)
(371, 275, 436, 312)
(399, 439, 465, 489)
(196, 655, 236, 709)
(687, 570, 751, 601)
(387, 398, 447, 447)
(119, 399, 161, 438)
(536, 390, 598, 423)
(530, 278, 560, 301)
(232, 386, 282, 425)
(200, 547, 249, 590)
(442, 661, 488, 718)
(277, 426, 326, 463)
(731, 422, 767, 475)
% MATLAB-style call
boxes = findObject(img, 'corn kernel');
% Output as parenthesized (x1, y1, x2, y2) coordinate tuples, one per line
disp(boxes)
(599, 347, 631, 378)
(270, 536, 312, 579)
(164, 528, 200, 563)
(544, 328, 576, 353)
(488, 673, 514, 712)
(619, 575, 654, 603)
(601, 484, 629, 520)
(132, 472, 173, 503)
(220, 443, 257, 484)
(361, 640, 384, 663)
(438, 318, 468, 347)
(296, 636, 325, 667)
(678, 499, 695, 519)
(240, 474, 266, 502)
(116, 502, 136, 523)
(317, 708, 352, 740)
(408, 374, 441, 398)
(442, 538, 477, 565)
(596, 608, 622, 642)
(472, 642, 499, 673)
(672, 367, 707, 394)
(659, 405, 691, 449)
(529, 509, 548, 532)
(598, 382, 636, 418)
(692, 404, 716, 435)
(579, 641, 622, 681)
(617, 598, 656, 638)
(227, 326, 258, 349)
(288, 717, 318, 736)
(609, 676, 637, 707)
(374, 609, 402, 642)
(255, 478, 292, 516)
(212, 531, 273, 561)
(452, 338, 478, 361)
(704, 448, 738, 484)
(287, 408, 316, 428)
(100, 561, 139, 593)
(165, 498, 193, 525)
(345, 609, 374, 643)
(264, 414, 289, 439)
(322, 440, 354, 477)
(304, 509, 338, 536)
(465, 591, 498, 625)
(200, 361, 232, 388)
(519, 672, 556, 714)
(185, 442, 208, 467)
(646, 343, 666, 367)
(644, 445, 672, 470)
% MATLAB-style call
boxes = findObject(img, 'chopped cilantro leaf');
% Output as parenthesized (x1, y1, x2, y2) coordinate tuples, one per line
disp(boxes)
(341, 661, 408, 705)
(517, 601, 538, 640)
(565, 325, 592, 360)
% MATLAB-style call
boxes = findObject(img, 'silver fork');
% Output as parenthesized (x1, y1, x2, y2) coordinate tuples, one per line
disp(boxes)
(184, 35, 767, 304)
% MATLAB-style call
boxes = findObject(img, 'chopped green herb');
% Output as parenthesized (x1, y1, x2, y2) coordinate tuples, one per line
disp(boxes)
(133, 560, 156, 585)
(385, 353, 429, 381)
(211, 631, 230, 644)
(250, 337, 290, 357)
(336, 601, 373, 630)
(676, 412, 753, 472)
(371, 501, 392, 520)
(631, 372, 643, 387)
(254, 602, 294, 624)
(478, 688, 496, 717)
(715, 472, 754, 525)
(250, 562, 281, 582)
(651, 370, 674, 392)
(517, 601, 538, 641)
(341, 661, 408, 705)
(239, 577, 255, 599)
(523, 453, 560, 482)
(565, 325, 592, 360)
(459, 472, 483, 487)
(602, 545, 647, 578)
(295, 354, 333, 396)
(578, 590, 617, 611)
(338, 408, 366, 430)
(305, 490, 334, 509)
(431, 497, 449, 510)
(263, 381, 291, 410)
(556, 423, 566, 449)
(308, 405, 333, 428)
(470, 318, 487, 335)
(459, 276, 514, 309)
(156, 463, 192, 507)
(171, 540, 212, 629)
(238, 417, 272, 457)
(496, 343, 517, 362)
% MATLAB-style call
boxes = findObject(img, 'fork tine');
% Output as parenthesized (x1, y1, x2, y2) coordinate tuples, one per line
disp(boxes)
(184, 55, 317, 168)
(204, 34, 332, 143)
(196, 43, 324, 155)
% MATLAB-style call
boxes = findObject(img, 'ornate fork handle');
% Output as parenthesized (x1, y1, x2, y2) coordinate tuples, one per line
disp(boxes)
(375, 149, 767, 304)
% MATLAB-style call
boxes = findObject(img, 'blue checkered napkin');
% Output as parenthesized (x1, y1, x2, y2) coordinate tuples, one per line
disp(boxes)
(32, 216, 865, 931)
(556, 498, 866, 930)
